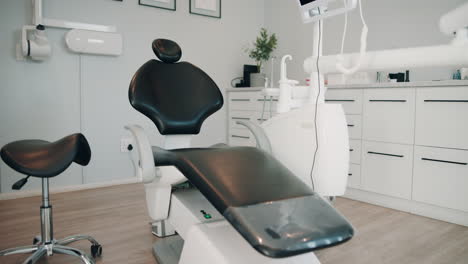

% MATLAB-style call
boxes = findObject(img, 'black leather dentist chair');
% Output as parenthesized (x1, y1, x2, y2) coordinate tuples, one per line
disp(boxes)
(0, 133, 102, 264)
(128, 39, 354, 259)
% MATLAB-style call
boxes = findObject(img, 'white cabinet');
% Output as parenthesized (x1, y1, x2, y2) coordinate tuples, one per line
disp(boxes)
(227, 89, 276, 147)
(325, 89, 363, 114)
(227, 84, 468, 225)
(413, 146, 468, 212)
(415, 87, 468, 150)
(363, 88, 416, 144)
(361, 141, 414, 199)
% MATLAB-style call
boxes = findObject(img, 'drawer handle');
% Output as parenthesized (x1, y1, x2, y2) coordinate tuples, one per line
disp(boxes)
(231, 135, 250, 139)
(423, 100, 468, 103)
(257, 99, 279, 102)
(257, 118, 268, 121)
(325, 99, 355, 102)
(349, 149, 354, 152)
(368, 151, 404, 158)
(348, 173, 353, 176)
(232, 117, 250, 120)
(231, 99, 250, 102)
(421, 158, 467, 166)
(347, 124, 355, 127)
(369, 100, 407, 102)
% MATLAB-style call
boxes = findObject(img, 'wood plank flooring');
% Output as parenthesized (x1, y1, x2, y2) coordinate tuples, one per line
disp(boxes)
(0, 183, 467, 264)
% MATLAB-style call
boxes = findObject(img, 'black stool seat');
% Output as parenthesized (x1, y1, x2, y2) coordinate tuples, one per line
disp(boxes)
(0, 133, 91, 178)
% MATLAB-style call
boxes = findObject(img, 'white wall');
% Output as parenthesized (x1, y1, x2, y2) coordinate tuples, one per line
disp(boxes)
(264, 0, 465, 84)
(0, 0, 265, 192)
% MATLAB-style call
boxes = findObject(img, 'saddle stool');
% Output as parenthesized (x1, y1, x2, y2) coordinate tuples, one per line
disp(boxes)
(0, 133, 102, 264)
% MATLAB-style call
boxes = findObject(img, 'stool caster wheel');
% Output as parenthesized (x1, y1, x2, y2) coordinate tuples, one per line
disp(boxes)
(33, 236, 41, 245)
(91, 244, 102, 258)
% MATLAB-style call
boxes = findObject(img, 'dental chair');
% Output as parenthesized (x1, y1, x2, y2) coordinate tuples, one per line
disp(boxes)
(125, 39, 354, 264)
(0, 133, 102, 264)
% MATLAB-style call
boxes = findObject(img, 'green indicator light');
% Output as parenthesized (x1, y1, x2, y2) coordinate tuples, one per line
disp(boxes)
(204, 214, 212, 219)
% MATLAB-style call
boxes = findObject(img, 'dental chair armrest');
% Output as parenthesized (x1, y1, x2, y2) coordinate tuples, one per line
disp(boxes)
(125, 125, 156, 183)
(235, 121, 272, 154)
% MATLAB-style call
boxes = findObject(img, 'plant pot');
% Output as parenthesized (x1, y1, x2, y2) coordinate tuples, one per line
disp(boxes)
(250, 73, 265, 87)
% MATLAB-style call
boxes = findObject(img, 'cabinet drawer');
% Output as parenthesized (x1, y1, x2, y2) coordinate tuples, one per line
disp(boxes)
(348, 164, 361, 189)
(413, 146, 468, 212)
(228, 92, 257, 111)
(363, 88, 416, 144)
(229, 111, 255, 130)
(228, 129, 255, 147)
(349, 139, 361, 164)
(325, 89, 363, 114)
(361, 141, 414, 199)
(346, 115, 362, 139)
(253, 94, 278, 112)
(415, 87, 468, 150)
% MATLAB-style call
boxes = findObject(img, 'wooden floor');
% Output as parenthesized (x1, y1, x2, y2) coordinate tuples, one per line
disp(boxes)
(0, 184, 467, 264)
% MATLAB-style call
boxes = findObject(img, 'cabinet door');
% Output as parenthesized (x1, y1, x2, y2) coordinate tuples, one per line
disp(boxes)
(415, 87, 468, 150)
(348, 164, 361, 189)
(413, 146, 468, 212)
(361, 141, 414, 199)
(349, 139, 361, 164)
(363, 88, 416, 144)
(346, 115, 362, 139)
(325, 89, 363, 114)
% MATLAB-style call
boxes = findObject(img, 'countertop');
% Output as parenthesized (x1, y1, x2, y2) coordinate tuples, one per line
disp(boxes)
(226, 80, 468, 92)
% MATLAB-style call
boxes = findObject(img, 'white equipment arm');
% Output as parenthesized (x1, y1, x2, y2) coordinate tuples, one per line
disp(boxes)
(124, 125, 156, 183)
(305, 44, 468, 75)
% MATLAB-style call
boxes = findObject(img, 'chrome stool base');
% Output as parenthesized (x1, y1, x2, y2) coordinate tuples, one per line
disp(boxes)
(0, 179, 102, 264)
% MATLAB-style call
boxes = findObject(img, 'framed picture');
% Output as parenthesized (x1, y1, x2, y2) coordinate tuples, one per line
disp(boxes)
(139, 0, 176, 11)
(190, 0, 221, 19)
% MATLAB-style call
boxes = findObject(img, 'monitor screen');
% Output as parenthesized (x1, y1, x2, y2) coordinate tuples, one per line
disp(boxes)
(300, 0, 317, 6)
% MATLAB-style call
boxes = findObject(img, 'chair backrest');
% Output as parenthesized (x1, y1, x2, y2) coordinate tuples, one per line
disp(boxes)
(129, 39, 224, 135)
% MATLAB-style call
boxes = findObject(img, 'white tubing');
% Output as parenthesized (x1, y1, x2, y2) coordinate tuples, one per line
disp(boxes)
(305, 44, 468, 74)
(336, 0, 368, 75)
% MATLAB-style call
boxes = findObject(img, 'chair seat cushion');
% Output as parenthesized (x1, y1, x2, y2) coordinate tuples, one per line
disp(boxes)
(153, 146, 313, 212)
(0, 133, 91, 178)
(153, 146, 354, 257)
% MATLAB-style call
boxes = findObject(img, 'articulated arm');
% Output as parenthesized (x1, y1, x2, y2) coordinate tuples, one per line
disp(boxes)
(124, 125, 156, 183)
(236, 120, 272, 154)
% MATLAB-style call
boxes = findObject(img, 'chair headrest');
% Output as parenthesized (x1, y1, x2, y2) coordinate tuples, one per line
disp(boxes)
(152, 39, 182, 63)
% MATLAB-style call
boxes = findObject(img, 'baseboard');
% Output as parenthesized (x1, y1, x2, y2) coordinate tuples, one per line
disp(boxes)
(344, 188, 468, 227)
(0, 177, 140, 200)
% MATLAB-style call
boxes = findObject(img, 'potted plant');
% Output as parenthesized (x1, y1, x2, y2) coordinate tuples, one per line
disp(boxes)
(246, 28, 278, 87)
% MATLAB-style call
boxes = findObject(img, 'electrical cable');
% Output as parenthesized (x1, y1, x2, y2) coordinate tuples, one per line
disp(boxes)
(230, 77, 243, 87)
(309, 8, 323, 191)
(336, 0, 368, 75)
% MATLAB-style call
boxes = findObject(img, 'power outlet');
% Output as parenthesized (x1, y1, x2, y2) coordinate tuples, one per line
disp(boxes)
(120, 137, 133, 152)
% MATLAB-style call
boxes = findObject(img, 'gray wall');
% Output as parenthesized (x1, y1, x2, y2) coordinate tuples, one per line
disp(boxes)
(264, 0, 465, 85)
(0, 0, 265, 192)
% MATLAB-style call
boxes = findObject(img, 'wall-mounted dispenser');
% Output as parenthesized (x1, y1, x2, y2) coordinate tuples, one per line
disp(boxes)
(21, 24, 52, 61)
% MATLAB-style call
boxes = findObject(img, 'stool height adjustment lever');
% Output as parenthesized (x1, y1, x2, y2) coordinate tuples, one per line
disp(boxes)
(12, 175, 31, 190)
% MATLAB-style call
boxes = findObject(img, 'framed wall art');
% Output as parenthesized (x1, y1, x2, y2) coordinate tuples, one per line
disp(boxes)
(190, 0, 221, 19)
(139, 0, 176, 11)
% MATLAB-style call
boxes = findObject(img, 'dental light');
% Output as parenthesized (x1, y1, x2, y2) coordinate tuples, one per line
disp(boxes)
(296, 0, 357, 24)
